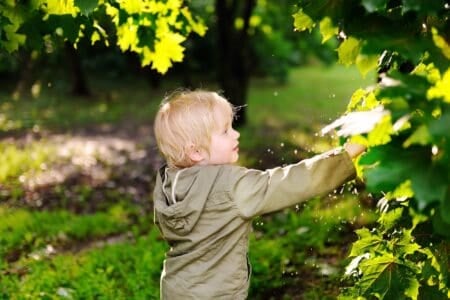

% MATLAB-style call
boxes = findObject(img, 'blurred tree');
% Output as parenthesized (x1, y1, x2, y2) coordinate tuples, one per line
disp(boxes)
(0, 0, 206, 97)
(0, 0, 337, 118)
(215, 0, 257, 126)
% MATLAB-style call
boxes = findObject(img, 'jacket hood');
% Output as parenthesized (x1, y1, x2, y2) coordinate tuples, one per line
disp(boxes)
(153, 165, 221, 236)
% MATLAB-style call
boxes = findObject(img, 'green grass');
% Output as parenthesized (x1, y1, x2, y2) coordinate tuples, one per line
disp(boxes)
(248, 65, 375, 129)
(1, 228, 166, 299)
(0, 141, 56, 183)
(0, 204, 132, 261)
(0, 78, 168, 133)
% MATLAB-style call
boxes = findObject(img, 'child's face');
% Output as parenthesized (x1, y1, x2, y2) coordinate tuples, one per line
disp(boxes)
(205, 106, 240, 165)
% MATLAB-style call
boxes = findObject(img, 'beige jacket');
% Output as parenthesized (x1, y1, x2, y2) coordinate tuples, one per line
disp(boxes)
(153, 148, 356, 299)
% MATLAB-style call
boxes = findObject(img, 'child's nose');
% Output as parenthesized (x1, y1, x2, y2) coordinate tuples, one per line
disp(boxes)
(233, 129, 240, 139)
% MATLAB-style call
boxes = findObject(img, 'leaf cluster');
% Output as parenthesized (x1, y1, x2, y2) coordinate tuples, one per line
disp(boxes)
(294, 1, 450, 298)
(0, 0, 206, 74)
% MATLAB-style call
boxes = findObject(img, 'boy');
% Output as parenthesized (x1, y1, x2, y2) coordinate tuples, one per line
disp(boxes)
(153, 90, 365, 299)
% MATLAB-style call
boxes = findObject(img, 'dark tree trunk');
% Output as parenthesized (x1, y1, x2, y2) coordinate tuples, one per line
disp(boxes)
(65, 42, 90, 97)
(145, 67, 162, 89)
(13, 50, 36, 99)
(215, 0, 256, 127)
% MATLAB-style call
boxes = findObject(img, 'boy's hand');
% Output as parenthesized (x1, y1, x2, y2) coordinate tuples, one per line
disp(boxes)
(344, 143, 366, 158)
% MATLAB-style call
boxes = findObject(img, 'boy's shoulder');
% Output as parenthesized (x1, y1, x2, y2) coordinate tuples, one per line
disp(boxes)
(195, 164, 249, 190)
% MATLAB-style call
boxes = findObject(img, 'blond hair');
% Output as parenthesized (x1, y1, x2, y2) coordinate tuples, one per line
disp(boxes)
(154, 90, 234, 168)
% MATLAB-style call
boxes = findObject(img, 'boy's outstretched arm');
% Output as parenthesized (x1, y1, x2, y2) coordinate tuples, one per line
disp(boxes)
(230, 148, 357, 218)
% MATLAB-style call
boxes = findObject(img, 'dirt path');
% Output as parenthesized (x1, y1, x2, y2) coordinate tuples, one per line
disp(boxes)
(2, 122, 164, 213)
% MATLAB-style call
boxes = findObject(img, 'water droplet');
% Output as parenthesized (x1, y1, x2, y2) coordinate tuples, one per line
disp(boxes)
(273, 91, 278, 96)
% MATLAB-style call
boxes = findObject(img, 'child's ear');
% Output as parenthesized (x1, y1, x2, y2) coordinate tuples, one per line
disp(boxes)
(186, 144, 206, 163)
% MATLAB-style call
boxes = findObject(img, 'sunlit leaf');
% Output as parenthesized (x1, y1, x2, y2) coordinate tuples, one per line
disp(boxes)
(44, 0, 79, 16)
(357, 254, 420, 299)
(347, 89, 367, 111)
(431, 28, 450, 60)
(394, 228, 421, 257)
(143, 32, 185, 73)
(412, 63, 441, 84)
(119, 0, 142, 14)
(117, 17, 139, 51)
(427, 69, 450, 103)
(292, 9, 314, 32)
(356, 54, 378, 78)
(337, 37, 360, 66)
(319, 17, 337, 43)
(367, 114, 393, 146)
(180, 7, 207, 36)
(349, 228, 384, 257)
(403, 125, 431, 147)
(379, 207, 404, 231)
(384, 180, 414, 201)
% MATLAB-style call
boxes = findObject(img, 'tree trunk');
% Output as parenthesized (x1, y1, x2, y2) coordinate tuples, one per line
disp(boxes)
(215, 0, 256, 127)
(65, 42, 90, 97)
(12, 50, 35, 99)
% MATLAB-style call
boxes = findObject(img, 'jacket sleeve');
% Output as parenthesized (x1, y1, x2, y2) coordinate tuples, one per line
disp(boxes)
(230, 148, 356, 219)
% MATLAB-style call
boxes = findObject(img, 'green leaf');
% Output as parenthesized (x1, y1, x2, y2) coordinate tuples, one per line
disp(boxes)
(74, 0, 98, 16)
(292, 9, 314, 32)
(357, 254, 420, 299)
(379, 207, 404, 231)
(427, 69, 450, 103)
(356, 54, 378, 78)
(337, 37, 360, 66)
(46, 14, 80, 43)
(361, 143, 446, 210)
(347, 89, 368, 111)
(378, 72, 431, 104)
(403, 125, 431, 147)
(319, 17, 337, 43)
(432, 210, 450, 238)
(411, 164, 447, 210)
(349, 228, 385, 257)
(361, 0, 388, 13)
(440, 187, 450, 223)
(367, 114, 393, 146)
(402, 0, 446, 14)
(394, 228, 421, 257)
(418, 285, 449, 300)
(359, 144, 435, 198)
(429, 110, 450, 139)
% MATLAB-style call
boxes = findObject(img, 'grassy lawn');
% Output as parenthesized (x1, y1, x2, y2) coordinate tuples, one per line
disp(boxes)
(248, 65, 374, 129)
(0, 64, 377, 299)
